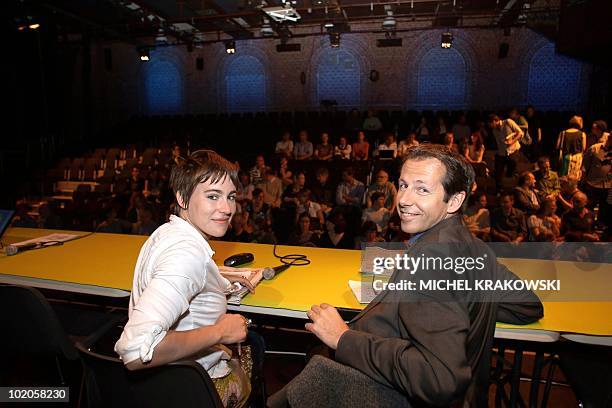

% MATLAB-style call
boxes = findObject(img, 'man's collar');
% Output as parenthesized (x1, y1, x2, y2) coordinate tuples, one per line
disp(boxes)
(408, 214, 462, 245)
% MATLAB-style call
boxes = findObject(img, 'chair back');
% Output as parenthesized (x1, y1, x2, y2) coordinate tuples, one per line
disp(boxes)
(76, 343, 223, 408)
(0, 284, 77, 359)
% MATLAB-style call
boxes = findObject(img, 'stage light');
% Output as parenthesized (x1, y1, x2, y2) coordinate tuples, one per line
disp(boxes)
(441, 32, 453, 49)
(139, 48, 150, 61)
(225, 40, 236, 54)
(28, 23, 40, 30)
(329, 32, 340, 48)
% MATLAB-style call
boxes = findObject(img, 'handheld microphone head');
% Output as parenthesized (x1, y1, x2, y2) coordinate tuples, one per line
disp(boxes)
(262, 267, 275, 280)
(262, 264, 291, 280)
(5, 245, 18, 256)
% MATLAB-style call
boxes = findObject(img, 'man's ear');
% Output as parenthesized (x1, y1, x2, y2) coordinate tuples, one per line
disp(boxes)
(447, 191, 466, 214)
(175, 192, 187, 210)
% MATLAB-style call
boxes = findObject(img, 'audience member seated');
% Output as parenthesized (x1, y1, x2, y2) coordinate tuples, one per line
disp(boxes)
(375, 133, 398, 159)
(345, 108, 362, 133)
(296, 189, 324, 230)
(144, 167, 167, 199)
(282, 171, 307, 211)
(245, 188, 275, 243)
(451, 113, 471, 145)
(334, 136, 352, 160)
(398, 132, 419, 158)
(490, 193, 527, 243)
(126, 192, 147, 223)
(557, 176, 582, 214)
(527, 198, 561, 241)
(351, 131, 369, 161)
(131, 205, 159, 236)
(294, 130, 314, 160)
(415, 116, 430, 142)
(362, 109, 383, 133)
(354, 221, 385, 249)
(361, 192, 391, 232)
(288, 213, 320, 247)
(278, 157, 293, 188)
(236, 171, 255, 202)
(433, 116, 448, 143)
(309, 167, 335, 212)
(513, 171, 540, 215)
(127, 166, 145, 193)
(463, 191, 490, 241)
(441, 132, 459, 155)
(534, 156, 560, 201)
(97, 206, 130, 233)
(561, 192, 599, 242)
(314, 132, 334, 161)
(275, 131, 294, 159)
(167, 144, 182, 168)
(365, 169, 397, 211)
(556, 116, 586, 178)
(336, 167, 365, 208)
(319, 210, 355, 249)
(260, 167, 283, 208)
(465, 132, 485, 164)
(37, 201, 62, 229)
(249, 154, 266, 185)
(225, 212, 253, 243)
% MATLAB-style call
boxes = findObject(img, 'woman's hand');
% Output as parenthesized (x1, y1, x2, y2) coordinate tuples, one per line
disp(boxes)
(216, 314, 249, 344)
(219, 267, 257, 293)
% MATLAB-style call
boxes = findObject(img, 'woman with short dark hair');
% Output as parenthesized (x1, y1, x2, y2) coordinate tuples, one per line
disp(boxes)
(115, 150, 256, 407)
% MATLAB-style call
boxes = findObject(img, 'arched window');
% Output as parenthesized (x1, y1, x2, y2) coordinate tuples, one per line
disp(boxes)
(416, 47, 466, 109)
(225, 55, 266, 113)
(145, 57, 182, 114)
(316, 49, 360, 108)
(528, 43, 582, 110)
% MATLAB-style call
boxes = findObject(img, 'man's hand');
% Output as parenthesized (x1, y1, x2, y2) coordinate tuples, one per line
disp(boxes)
(305, 303, 349, 350)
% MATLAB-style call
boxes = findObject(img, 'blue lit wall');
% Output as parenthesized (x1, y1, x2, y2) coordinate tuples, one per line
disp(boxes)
(225, 55, 267, 113)
(144, 54, 182, 114)
(316, 49, 361, 108)
(416, 47, 467, 110)
(527, 42, 582, 110)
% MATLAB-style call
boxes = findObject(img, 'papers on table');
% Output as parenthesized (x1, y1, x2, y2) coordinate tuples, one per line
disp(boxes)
(10, 233, 80, 247)
(348, 280, 378, 304)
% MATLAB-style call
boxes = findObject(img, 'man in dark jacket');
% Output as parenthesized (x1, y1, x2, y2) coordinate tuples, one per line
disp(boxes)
(269, 145, 543, 407)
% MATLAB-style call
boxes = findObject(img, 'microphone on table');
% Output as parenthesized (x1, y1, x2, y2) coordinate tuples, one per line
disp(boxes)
(5, 242, 43, 256)
(262, 264, 291, 280)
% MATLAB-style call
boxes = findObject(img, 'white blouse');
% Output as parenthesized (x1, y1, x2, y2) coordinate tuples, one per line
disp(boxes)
(115, 215, 233, 378)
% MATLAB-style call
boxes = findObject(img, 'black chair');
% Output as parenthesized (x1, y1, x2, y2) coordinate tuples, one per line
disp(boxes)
(0, 284, 81, 404)
(76, 343, 223, 408)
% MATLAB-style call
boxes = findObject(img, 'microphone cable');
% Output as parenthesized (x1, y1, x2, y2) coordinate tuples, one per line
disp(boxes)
(272, 243, 311, 267)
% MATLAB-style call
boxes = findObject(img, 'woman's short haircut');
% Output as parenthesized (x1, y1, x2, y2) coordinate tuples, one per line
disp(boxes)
(170, 149, 238, 213)
(402, 144, 475, 204)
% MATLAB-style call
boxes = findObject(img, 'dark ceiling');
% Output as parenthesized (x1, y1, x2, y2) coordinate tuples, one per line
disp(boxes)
(9, 0, 562, 45)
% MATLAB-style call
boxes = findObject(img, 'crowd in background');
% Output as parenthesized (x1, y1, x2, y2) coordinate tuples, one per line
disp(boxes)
(10, 107, 611, 250)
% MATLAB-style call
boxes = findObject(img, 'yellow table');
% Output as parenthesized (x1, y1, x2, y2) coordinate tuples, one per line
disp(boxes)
(1, 228, 611, 343)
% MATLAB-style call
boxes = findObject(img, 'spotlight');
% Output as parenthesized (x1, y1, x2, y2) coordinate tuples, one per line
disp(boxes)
(441, 32, 453, 49)
(28, 23, 40, 30)
(225, 40, 236, 54)
(329, 32, 340, 48)
(139, 48, 150, 61)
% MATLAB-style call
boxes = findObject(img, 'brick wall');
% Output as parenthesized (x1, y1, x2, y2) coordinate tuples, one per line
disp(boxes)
(88, 27, 591, 123)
